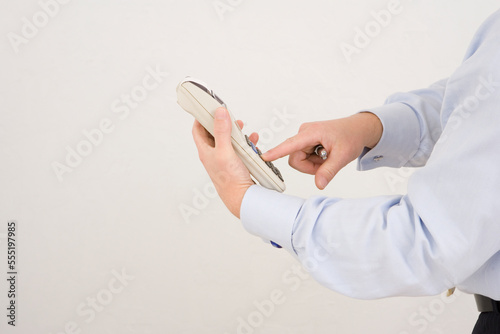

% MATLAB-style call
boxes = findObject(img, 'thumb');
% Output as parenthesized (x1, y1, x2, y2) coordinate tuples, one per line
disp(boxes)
(213, 108, 232, 151)
(315, 158, 342, 190)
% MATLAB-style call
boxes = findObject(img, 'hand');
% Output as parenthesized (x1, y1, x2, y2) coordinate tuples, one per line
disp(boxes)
(261, 112, 382, 190)
(192, 107, 258, 218)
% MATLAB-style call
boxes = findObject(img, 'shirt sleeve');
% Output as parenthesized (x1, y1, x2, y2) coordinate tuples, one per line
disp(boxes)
(241, 9, 500, 300)
(357, 78, 447, 171)
(241, 186, 455, 299)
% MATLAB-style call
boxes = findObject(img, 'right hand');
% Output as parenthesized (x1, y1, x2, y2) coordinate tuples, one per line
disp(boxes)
(261, 112, 382, 190)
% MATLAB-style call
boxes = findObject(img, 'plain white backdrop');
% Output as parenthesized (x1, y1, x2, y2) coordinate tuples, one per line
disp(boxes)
(1, 1, 499, 333)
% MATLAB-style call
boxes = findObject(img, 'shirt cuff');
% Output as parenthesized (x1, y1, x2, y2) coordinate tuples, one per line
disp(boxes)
(357, 102, 420, 171)
(240, 185, 305, 255)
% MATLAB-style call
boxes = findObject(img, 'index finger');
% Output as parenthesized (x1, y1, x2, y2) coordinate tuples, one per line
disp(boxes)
(261, 132, 319, 161)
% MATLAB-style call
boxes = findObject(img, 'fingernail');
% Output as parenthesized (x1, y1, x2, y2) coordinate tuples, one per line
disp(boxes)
(214, 108, 228, 119)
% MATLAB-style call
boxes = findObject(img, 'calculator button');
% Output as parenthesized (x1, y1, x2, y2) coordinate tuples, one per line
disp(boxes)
(244, 135, 284, 181)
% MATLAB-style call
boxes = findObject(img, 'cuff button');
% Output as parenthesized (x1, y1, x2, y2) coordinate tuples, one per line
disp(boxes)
(270, 241, 282, 248)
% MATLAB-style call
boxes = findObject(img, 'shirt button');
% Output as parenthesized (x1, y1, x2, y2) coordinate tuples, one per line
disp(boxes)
(373, 155, 384, 162)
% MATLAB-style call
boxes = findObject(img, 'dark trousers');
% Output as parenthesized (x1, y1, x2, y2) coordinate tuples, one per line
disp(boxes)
(472, 312, 500, 334)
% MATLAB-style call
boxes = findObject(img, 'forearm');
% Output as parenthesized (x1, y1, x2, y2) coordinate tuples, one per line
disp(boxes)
(241, 19, 500, 299)
(240, 8, 500, 301)
(241, 186, 453, 299)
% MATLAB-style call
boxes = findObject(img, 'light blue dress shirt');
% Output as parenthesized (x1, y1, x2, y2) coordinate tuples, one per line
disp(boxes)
(241, 9, 500, 300)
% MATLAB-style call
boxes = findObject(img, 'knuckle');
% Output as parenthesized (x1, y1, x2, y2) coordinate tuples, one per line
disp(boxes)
(299, 122, 311, 132)
(288, 154, 299, 168)
(322, 165, 337, 180)
(198, 152, 207, 165)
(308, 122, 322, 132)
(283, 136, 297, 147)
(300, 122, 324, 139)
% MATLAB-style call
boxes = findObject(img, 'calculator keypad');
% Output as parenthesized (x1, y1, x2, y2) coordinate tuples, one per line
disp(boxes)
(245, 135, 284, 182)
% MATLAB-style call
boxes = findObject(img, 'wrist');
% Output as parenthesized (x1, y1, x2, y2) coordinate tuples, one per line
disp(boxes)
(355, 112, 383, 149)
(223, 183, 252, 219)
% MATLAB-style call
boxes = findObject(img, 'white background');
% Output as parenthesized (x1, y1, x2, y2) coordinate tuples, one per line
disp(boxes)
(1, 1, 498, 333)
